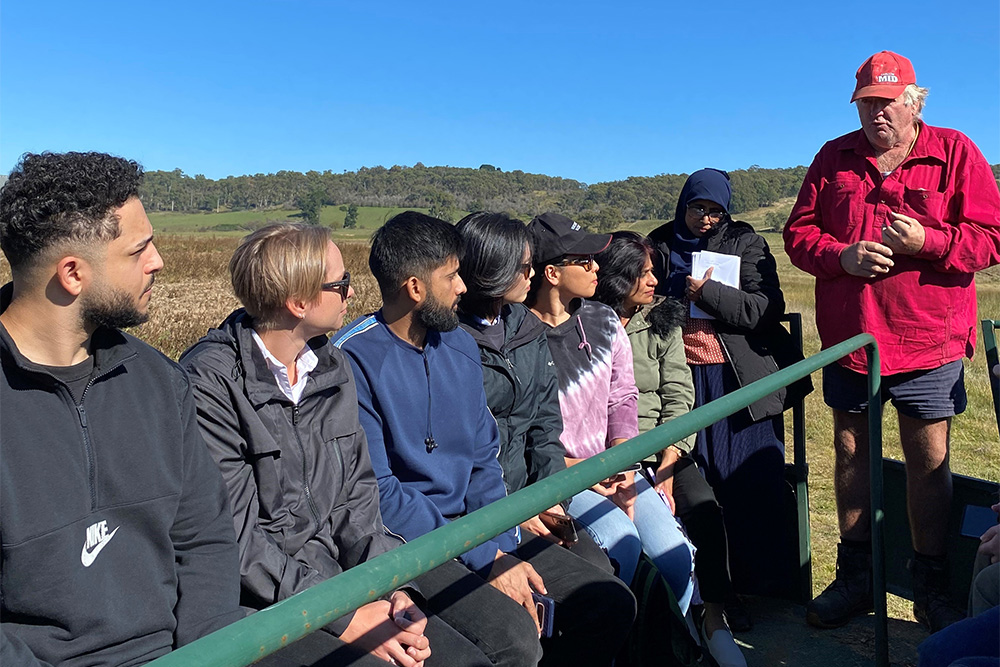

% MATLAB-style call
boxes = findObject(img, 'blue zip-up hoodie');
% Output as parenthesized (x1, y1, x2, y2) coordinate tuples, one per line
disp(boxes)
(334, 312, 516, 572)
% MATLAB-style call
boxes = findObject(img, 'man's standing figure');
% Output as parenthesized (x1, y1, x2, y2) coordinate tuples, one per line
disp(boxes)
(784, 52, 1000, 632)
(0, 152, 242, 665)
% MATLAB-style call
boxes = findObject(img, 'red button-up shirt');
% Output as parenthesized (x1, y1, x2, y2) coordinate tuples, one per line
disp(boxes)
(784, 123, 1000, 375)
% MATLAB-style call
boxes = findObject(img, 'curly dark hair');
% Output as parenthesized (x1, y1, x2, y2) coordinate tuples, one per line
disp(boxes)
(0, 151, 144, 272)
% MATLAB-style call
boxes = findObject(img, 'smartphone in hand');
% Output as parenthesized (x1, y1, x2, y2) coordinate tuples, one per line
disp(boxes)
(532, 593, 555, 638)
(602, 462, 642, 486)
(538, 510, 579, 546)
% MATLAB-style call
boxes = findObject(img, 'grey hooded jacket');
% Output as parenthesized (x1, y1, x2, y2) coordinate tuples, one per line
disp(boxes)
(179, 309, 403, 635)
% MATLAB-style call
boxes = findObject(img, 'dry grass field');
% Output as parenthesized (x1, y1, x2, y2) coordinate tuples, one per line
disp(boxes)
(1, 225, 997, 648)
(119, 236, 384, 359)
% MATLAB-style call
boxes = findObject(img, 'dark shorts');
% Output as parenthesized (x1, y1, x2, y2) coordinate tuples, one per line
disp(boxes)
(822, 359, 967, 420)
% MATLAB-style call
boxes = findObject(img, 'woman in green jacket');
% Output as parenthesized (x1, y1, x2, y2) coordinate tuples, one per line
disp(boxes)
(595, 231, 746, 667)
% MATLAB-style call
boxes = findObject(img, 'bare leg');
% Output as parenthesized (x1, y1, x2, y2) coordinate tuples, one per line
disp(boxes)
(807, 410, 880, 628)
(832, 409, 872, 541)
(898, 414, 952, 557)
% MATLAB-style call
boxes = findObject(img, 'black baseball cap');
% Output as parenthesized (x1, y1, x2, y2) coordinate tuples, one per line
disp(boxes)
(527, 212, 611, 266)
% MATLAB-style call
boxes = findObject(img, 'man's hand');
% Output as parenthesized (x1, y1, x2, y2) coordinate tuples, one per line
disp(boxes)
(881, 211, 925, 255)
(340, 593, 431, 667)
(980, 524, 999, 565)
(388, 591, 429, 643)
(979, 503, 1000, 565)
(839, 241, 894, 278)
(685, 266, 714, 302)
(487, 552, 546, 635)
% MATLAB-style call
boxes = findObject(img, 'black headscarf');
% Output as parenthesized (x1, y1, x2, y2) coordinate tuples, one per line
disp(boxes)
(665, 168, 733, 299)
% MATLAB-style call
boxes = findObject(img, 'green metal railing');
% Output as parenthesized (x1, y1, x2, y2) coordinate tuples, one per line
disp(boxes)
(151, 333, 887, 667)
(782, 313, 813, 604)
(981, 319, 1000, 439)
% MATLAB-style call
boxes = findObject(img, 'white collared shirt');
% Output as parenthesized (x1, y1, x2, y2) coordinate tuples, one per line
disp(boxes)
(250, 330, 319, 404)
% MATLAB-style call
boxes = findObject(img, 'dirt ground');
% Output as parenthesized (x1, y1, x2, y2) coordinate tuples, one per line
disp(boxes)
(735, 596, 927, 667)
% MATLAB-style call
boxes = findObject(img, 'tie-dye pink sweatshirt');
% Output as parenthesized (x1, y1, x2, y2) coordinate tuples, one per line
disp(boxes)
(543, 300, 639, 459)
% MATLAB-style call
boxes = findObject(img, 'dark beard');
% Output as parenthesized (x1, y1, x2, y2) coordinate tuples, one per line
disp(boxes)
(81, 286, 149, 330)
(416, 295, 459, 332)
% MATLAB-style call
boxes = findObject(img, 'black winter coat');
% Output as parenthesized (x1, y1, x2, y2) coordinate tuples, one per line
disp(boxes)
(179, 310, 403, 635)
(648, 219, 812, 421)
(458, 304, 566, 495)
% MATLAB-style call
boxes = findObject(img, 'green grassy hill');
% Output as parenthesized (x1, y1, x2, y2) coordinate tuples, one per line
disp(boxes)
(150, 199, 802, 240)
(150, 206, 442, 240)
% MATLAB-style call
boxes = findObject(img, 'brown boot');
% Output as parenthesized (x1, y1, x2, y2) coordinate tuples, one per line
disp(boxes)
(806, 542, 874, 628)
(909, 554, 965, 633)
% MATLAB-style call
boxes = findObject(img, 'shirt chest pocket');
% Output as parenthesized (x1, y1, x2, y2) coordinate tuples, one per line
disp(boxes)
(820, 177, 865, 239)
(318, 428, 356, 511)
(246, 441, 287, 519)
(901, 188, 946, 228)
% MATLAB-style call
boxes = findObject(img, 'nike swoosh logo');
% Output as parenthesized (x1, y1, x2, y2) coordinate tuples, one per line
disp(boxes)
(81, 526, 120, 567)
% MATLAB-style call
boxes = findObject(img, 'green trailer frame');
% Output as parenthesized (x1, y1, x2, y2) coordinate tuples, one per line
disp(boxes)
(149, 333, 896, 667)
(981, 319, 1000, 439)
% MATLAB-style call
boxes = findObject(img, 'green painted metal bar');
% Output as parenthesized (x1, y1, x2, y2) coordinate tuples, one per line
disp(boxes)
(867, 343, 888, 667)
(981, 320, 1000, 440)
(785, 313, 808, 474)
(150, 333, 877, 667)
(782, 312, 812, 604)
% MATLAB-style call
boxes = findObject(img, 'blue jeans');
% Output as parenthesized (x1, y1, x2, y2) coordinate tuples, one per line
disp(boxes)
(567, 475, 696, 614)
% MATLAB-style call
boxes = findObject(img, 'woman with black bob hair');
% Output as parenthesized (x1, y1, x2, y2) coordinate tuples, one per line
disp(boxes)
(455, 211, 637, 667)
(457, 211, 615, 565)
(455, 213, 532, 318)
(595, 231, 746, 667)
(647, 168, 812, 601)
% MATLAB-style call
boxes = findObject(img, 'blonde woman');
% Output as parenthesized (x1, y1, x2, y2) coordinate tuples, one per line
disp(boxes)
(180, 223, 498, 667)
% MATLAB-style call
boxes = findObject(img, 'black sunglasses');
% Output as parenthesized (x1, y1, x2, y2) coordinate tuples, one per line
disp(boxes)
(321, 271, 351, 297)
(555, 255, 595, 271)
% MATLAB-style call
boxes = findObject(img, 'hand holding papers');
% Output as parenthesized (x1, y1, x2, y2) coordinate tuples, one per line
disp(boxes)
(690, 251, 741, 319)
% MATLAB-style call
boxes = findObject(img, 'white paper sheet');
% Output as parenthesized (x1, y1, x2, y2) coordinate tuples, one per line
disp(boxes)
(690, 251, 741, 319)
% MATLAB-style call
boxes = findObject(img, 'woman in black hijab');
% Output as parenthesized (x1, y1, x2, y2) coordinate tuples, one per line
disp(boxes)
(648, 169, 811, 604)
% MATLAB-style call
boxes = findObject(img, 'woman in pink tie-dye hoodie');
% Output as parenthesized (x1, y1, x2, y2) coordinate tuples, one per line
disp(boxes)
(526, 212, 695, 611)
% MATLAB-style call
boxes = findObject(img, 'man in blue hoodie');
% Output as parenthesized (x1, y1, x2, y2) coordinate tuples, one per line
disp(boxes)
(336, 212, 635, 667)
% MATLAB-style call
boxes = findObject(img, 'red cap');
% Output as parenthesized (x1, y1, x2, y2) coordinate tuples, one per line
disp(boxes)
(851, 51, 916, 102)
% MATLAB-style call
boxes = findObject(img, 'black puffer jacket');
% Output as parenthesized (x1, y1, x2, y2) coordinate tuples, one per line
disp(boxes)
(648, 219, 812, 421)
(179, 309, 403, 635)
(458, 304, 566, 495)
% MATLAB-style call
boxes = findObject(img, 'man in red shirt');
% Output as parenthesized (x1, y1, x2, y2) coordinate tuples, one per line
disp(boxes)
(784, 51, 1000, 632)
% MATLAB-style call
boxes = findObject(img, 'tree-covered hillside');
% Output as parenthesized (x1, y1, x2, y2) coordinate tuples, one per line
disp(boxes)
(85, 160, 1000, 232)
(138, 163, 811, 231)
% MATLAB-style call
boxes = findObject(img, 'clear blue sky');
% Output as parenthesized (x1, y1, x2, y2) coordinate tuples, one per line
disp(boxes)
(2, 0, 998, 185)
